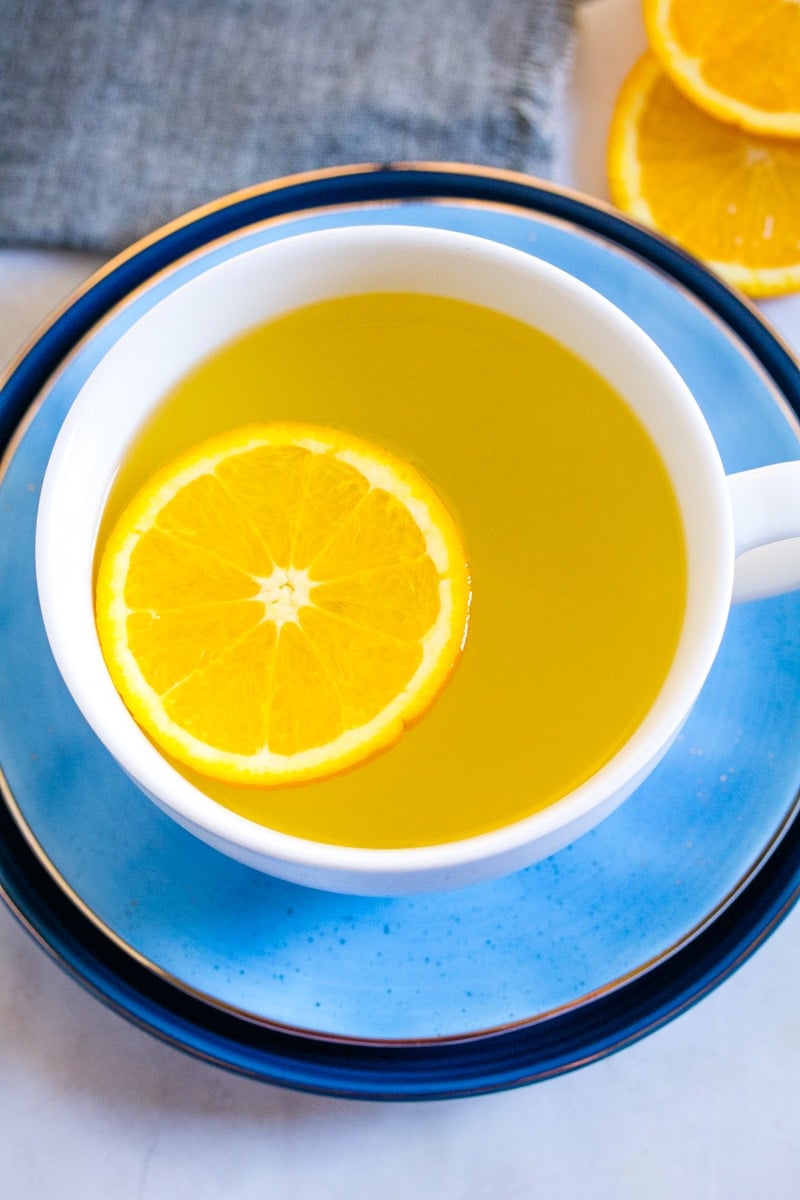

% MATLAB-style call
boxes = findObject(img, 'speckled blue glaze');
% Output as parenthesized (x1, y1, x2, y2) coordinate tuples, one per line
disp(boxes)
(2, 168, 800, 1096)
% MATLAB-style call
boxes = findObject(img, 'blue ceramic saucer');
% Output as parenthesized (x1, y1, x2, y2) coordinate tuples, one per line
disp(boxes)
(2, 165, 800, 1098)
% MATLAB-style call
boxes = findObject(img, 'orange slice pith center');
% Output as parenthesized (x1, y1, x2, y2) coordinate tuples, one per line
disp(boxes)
(95, 423, 471, 787)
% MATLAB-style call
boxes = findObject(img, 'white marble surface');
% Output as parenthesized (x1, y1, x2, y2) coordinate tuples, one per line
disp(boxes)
(3, 1, 800, 1195)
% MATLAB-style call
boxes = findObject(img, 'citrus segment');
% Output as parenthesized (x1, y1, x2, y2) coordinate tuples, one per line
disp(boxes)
(608, 51, 800, 296)
(95, 423, 471, 786)
(644, 0, 800, 137)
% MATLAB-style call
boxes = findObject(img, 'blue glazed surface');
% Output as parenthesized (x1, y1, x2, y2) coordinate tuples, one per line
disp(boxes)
(1, 169, 800, 1093)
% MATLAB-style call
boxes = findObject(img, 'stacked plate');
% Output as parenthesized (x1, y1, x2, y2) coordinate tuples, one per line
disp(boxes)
(2, 165, 800, 1100)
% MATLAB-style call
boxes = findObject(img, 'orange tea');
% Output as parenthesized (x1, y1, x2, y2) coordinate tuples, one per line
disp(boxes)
(97, 291, 687, 848)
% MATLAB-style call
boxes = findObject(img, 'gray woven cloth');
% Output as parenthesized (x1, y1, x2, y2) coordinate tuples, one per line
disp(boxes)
(0, 0, 574, 255)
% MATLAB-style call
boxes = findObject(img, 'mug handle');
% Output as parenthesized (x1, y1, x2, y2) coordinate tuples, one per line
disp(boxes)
(728, 462, 800, 602)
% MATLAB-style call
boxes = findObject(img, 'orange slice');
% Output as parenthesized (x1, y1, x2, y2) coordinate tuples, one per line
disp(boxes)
(643, 0, 800, 137)
(95, 423, 471, 787)
(608, 51, 800, 297)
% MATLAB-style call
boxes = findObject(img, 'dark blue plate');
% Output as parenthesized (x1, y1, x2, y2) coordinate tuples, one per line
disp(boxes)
(2, 164, 800, 1099)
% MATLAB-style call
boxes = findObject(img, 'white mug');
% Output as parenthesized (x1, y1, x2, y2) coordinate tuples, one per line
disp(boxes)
(35, 225, 800, 894)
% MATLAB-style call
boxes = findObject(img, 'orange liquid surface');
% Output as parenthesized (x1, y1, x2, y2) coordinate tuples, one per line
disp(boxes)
(98, 292, 687, 847)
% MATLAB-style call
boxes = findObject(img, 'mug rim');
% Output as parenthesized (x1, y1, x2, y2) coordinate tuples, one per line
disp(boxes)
(34, 224, 735, 892)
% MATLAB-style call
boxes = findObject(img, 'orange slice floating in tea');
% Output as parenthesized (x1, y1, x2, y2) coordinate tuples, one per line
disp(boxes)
(95, 423, 471, 787)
